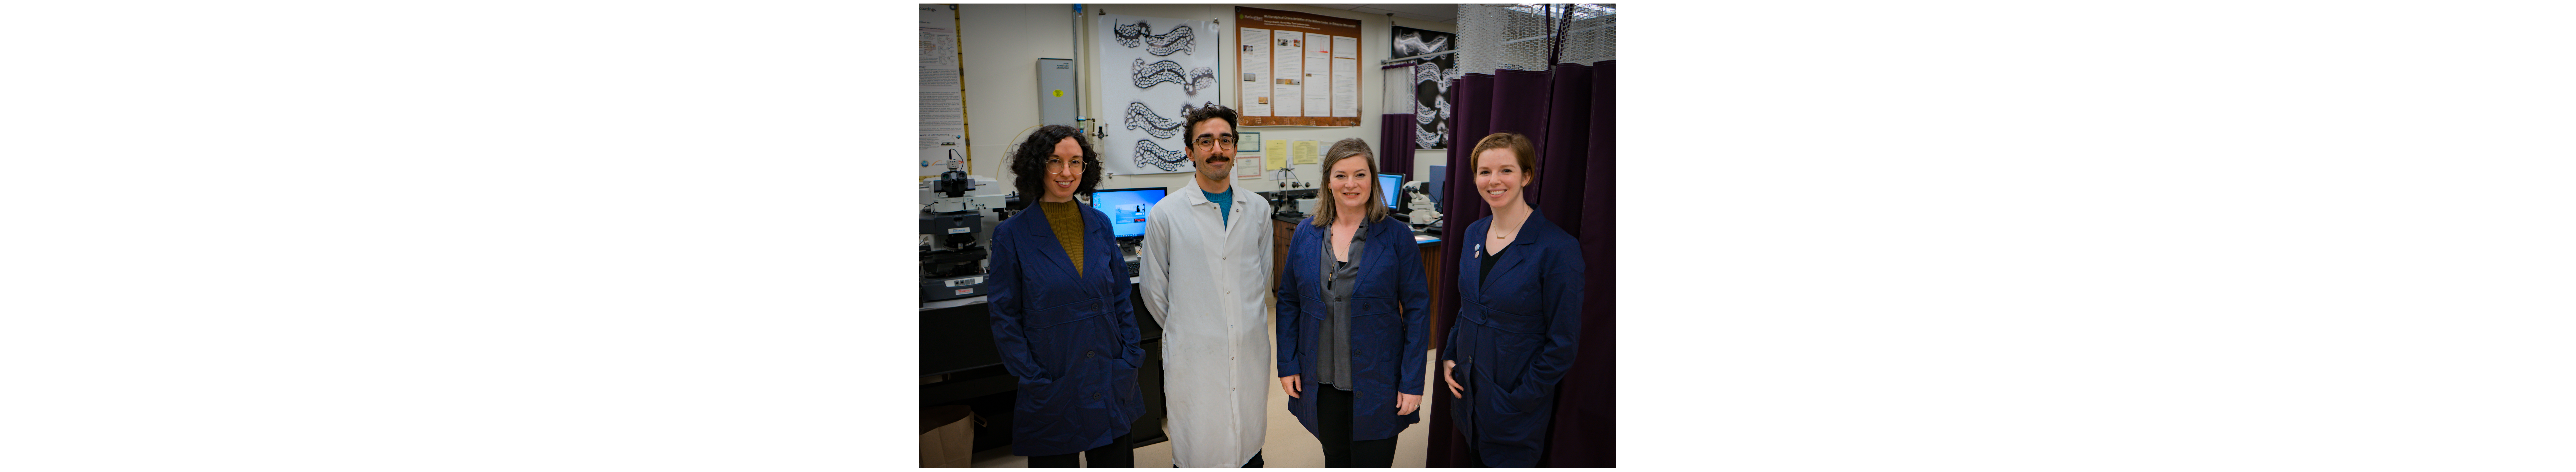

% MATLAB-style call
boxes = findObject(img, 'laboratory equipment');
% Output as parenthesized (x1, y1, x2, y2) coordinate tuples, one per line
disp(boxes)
(920, 170, 1008, 302)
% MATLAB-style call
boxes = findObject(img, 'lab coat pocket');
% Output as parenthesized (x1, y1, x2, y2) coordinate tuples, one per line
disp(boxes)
(1473, 373, 1530, 416)
(1015, 377, 1060, 413)
(1110, 363, 1142, 409)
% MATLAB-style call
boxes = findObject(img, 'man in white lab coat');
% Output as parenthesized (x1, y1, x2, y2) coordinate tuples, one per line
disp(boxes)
(1141, 105, 1275, 468)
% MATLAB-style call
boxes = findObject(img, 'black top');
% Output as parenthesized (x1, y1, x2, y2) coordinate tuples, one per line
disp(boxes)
(1479, 243, 1503, 284)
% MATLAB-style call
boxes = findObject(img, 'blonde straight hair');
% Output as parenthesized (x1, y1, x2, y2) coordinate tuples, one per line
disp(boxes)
(1311, 138, 1390, 227)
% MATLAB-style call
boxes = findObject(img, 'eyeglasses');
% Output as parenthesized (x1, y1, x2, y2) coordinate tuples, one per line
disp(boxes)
(1192, 136, 1237, 150)
(1045, 158, 1085, 170)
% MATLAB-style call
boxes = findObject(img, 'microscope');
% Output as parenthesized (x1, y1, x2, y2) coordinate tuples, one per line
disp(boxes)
(919, 165, 1006, 302)
(1401, 180, 1445, 235)
(1259, 181, 1319, 218)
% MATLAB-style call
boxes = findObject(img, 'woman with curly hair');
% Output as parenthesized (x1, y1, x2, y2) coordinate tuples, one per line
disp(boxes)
(985, 125, 1143, 468)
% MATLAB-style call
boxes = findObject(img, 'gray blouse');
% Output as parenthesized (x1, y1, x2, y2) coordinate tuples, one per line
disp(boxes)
(1315, 222, 1366, 391)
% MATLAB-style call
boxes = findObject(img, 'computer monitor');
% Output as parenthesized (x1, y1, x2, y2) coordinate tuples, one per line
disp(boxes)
(1088, 187, 1167, 239)
(1379, 173, 1405, 210)
(1427, 165, 1446, 207)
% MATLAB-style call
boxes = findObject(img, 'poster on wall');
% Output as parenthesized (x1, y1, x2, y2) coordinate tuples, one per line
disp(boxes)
(1095, 14, 1216, 176)
(1392, 25, 1459, 149)
(918, 4, 969, 179)
(1234, 6, 1362, 127)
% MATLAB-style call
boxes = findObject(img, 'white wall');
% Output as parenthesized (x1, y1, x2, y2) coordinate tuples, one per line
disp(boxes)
(955, 4, 1453, 200)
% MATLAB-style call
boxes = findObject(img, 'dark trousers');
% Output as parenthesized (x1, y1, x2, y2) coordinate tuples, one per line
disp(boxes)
(1027, 433, 1134, 468)
(1316, 386, 1399, 468)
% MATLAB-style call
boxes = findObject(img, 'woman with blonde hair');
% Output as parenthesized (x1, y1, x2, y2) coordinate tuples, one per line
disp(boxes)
(1274, 138, 1432, 468)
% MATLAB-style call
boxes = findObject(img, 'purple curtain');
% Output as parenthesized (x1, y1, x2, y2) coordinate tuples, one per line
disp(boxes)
(1379, 113, 1417, 180)
(1427, 60, 1614, 468)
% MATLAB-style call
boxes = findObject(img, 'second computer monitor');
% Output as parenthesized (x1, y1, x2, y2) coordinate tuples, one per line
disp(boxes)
(1427, 165, 1446, 207)
(1378, 173, 1404, 210)
(1088, 187, 1167, 238)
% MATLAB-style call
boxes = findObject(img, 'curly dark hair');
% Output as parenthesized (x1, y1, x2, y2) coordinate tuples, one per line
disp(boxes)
(1010, 125, 1105, 200)
(1180, 104, 1238, 142)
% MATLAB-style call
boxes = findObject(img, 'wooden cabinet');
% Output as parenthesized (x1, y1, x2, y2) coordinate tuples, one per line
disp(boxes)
(1270, 217, 1297, 292)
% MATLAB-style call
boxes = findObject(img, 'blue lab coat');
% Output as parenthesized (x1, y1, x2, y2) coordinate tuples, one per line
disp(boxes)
(1274, 216, 1432, 442)
(986, 202, 1145, 457)
(1441, 209, 1586, 468)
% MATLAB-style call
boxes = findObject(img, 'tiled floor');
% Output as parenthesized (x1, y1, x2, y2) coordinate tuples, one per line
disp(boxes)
(972, 342, 1445, 468)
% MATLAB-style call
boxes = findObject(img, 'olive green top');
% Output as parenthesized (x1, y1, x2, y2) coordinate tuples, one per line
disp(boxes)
(1040, 200, 1083, 276)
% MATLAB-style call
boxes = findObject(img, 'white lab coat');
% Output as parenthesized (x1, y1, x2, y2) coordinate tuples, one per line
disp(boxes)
(1140, 178, 1274, 468)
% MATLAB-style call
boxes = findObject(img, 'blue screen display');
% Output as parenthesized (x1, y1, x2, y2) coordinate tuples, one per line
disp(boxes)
(1427, 165, 1445, 206)
(1089, 188, 1166, 238)
(1379, 174, 1404, 209)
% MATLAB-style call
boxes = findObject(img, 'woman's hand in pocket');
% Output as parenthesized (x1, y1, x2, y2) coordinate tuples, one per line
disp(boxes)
(1442, 360, 1463, 399)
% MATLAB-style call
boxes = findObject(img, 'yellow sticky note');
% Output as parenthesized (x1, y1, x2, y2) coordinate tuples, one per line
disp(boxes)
(1265, 140, 1290, 169)
(1292, 140, 1319, 165)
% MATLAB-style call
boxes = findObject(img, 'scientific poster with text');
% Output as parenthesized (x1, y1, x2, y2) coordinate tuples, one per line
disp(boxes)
(919, 4, 968, 179)
(1234, 6, 1361, 127)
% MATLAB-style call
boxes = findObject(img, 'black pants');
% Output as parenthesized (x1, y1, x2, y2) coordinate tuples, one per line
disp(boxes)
(1175, 450, 1263, 468)
(1462, 444, 1489, 468)
(1316, 386, 1399, 468)
(1027, 433, 1134, 468)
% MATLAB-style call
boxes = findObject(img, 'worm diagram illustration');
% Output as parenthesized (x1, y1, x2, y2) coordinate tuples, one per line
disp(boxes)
(1394, 26, 1458, 149)
(1132, 59, 1218, 95)
(1124, 101, 1218, 171)
(1112, 20, 1197, 56)
(1096, 14, 1215, 175)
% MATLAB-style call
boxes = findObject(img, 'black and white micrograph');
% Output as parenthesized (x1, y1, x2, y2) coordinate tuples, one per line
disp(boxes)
(1131, 59, 1218, 94)
(1131, 139, 1190, 172)
(1394, 26, 1459, 149)
(1098, 14, 1215, 175)
(1124, 101, 1183, 139)
(1132, 59, 1189, 90)
(1185, 67, 1216, 94)
(1112, 20, 1196, 56)
(1393, 29, 1449, 58)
